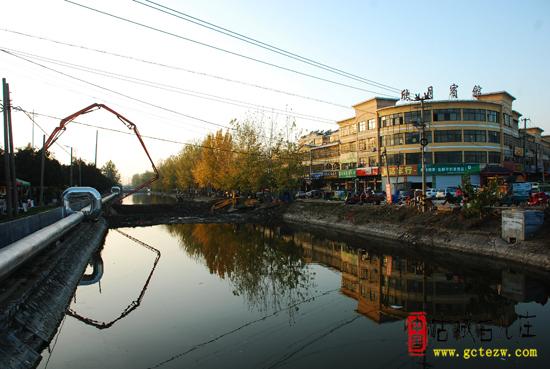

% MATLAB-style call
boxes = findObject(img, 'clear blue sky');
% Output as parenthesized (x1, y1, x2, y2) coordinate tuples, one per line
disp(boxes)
(2, 0, 549, 180)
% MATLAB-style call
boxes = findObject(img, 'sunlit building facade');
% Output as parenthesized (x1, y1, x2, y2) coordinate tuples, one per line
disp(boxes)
(301, 90, 549, 191)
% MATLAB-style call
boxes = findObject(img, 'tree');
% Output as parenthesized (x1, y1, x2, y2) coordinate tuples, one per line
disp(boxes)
(101, 160, 121, 185)
(193, 130, 234, 191)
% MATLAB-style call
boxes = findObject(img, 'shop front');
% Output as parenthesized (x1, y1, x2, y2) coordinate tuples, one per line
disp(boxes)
(338, 169, 356, 191)
(421, 164, 481, 188)
(356, 167, 381, 191)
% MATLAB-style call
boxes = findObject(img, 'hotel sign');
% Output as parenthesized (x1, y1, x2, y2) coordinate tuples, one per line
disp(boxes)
(420, 164, 480, 175)
(381, 165, 418, 177)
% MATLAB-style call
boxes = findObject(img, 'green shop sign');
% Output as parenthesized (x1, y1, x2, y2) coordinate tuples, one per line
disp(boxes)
(420, 164, 480, 175)
(338, 169, 356, 179)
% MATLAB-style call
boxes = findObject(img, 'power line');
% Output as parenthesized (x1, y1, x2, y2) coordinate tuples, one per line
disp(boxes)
(133, 0, 401, 93)
(64, 1, 399, 98)
(1, 48, 233, 131)
(11, 105, 71, 154)
(2, 46, 337, 125)
(12, 107, 304, 160)
(2, 49, 333, 144)
(0, 28, 352, 110)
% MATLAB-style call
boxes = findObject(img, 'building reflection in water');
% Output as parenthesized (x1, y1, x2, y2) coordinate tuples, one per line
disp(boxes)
(166, 223, 549, 339)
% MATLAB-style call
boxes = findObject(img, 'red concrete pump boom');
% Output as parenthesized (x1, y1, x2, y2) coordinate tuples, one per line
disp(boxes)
(44, 103, 159, 200)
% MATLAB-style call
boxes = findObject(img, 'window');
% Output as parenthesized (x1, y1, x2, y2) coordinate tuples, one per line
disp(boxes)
(384, 153, 404, 166)
(488, 151, 501, 163)
(380, 116, 390, 127)
(404, 110, 432, 124)
(391, 113, 403, 125)
(341, 126, 349, 136)
(368, 119, 376, 130)
(464, 151, 487, 163)
(393, 133, 405, 145)
(349, 124, 357, 134)
(433, 109, 461, 121)
(463, 109, 486, 121)
(434, 130, 462, 143)
(406, 152, 420, 165)
(487, 110, 499, 123)
(358, 121, 366, 132)
(434, 151, 462, 164)
(464, 130, 487, 142)
(503, 113, 512, 127)
(358, 139, 367, 151)
(406, 132, 420, 144)
(381, 135, 396, 146)
(368, 156, 377, 166)
(488, 131, 500, 143)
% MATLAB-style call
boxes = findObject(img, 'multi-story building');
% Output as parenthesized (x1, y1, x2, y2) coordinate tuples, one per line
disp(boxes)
(299, 130, 340, 190)
(302, 90, 549, 192)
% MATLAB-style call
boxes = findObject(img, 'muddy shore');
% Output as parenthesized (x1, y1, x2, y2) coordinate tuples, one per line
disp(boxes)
(283, 201, 550, 271)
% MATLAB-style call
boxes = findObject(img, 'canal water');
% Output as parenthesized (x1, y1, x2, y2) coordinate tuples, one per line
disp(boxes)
(37, 223, 550, 369)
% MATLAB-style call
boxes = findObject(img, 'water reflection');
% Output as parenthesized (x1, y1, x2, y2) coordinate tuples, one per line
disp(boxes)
(67, 229, 161, 329)
(38, 224, 550, 369)
(166, 224, 316, 315)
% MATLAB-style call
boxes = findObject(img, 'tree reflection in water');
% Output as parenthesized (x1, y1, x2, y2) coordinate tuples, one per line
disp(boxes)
(165, 224, 316, 317)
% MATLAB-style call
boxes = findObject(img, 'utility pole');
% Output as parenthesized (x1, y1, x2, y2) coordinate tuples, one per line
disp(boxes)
(31, 110, 35, 149)
(4, 79, 18, 215)
(521, 118, 530, 176)
(2, 78, 13, 217)
(69, 147, 73, 187)
(40, 134, 45, 206)
(413, 87, 432, 213)
(94, 130, 98, 167)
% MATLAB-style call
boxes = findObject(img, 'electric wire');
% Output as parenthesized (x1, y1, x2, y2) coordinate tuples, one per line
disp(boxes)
(12, 107, 306, 161)
(1, 48, 234, 131)
(1, 46, 337, 125)
(133, 0, 401, 93)
(0, 28, 352, 110)
(64, 1, 399, 98)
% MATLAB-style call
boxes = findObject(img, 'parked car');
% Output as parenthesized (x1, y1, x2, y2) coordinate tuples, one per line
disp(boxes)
(435, 189, 447, 199)
(425, 188, 437, 199)
(305, 190, 323, 199)
(295, 191, 307, 199)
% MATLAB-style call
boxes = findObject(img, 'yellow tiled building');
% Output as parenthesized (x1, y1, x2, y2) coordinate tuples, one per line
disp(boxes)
(300, 90, 549, 191)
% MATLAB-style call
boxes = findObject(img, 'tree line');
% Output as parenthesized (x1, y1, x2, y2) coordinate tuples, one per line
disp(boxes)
(1, 145, 121, 204)
(133, 118, 303, 195)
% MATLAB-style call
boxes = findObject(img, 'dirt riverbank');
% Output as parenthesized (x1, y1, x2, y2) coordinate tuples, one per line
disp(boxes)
(282, 201, 550, 271)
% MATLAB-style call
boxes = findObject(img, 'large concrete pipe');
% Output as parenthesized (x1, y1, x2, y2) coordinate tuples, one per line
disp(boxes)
(0, 187, 110, 281)
(0, 211, 84, 281)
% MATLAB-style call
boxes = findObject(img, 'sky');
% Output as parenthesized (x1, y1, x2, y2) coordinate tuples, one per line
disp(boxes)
(2, 0, 549, 183)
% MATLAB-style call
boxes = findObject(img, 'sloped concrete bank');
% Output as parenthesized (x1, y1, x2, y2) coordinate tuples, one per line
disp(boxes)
(283, 202, 550, 271)
(0, 218, 108, 369)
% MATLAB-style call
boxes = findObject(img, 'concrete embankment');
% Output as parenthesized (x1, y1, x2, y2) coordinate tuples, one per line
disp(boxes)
(282, 201, 550, 271)
(0, 218, 108, 369)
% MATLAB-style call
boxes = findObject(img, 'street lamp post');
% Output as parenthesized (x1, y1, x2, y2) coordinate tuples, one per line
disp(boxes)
(412, 88, 432, 212)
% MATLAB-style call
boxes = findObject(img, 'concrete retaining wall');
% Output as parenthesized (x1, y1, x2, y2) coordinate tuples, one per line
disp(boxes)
(0, 208, 63, 249)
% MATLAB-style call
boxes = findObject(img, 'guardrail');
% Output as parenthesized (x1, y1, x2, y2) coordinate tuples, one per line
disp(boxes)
(0, 187, 119, 281)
